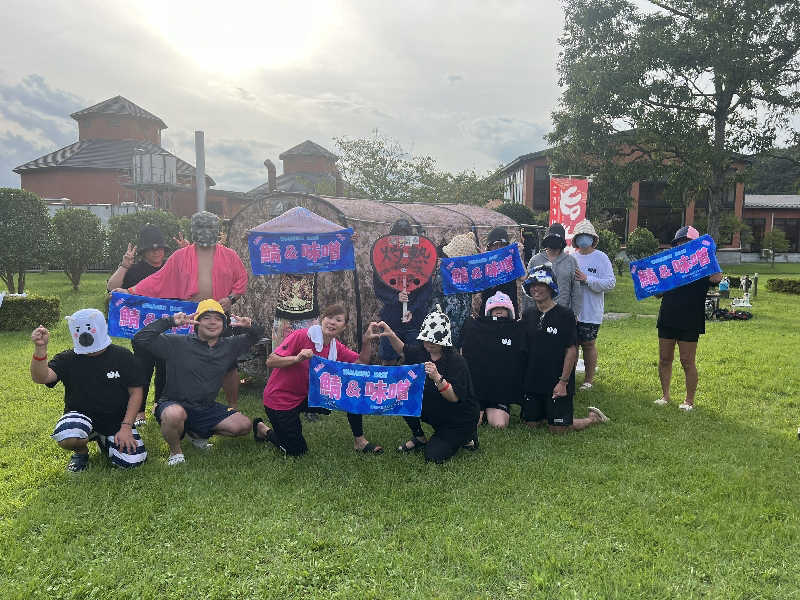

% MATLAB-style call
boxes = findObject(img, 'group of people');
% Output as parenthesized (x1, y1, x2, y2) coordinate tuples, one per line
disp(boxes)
(30, 212, 720, 471)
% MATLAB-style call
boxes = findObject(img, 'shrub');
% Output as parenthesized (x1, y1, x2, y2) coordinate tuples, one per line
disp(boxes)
(0, 188, 52, 293)
(766, 278, 800, 294)
(626, 226, 660, 259)
(494, 203, 543, 225)
(0, 295, 60, 331)
(52, 208, 105, 291)
(105, 210, 186, 269)
(597, 229, 621, 259)
(614, 257, 627, 276)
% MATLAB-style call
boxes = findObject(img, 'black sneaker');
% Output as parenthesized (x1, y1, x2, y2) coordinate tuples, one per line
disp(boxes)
(67, 453, 89, 472)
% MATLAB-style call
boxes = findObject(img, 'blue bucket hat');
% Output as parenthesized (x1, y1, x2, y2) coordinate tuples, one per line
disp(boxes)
(523, 264, 559, 298)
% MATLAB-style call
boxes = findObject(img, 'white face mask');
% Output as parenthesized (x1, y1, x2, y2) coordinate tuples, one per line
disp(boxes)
(575, 234, 593, 248)
(66, 309, 111, 354)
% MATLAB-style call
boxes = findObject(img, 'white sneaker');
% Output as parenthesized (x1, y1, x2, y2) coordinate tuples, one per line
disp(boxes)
(654, 398, 668, 406)
(588, 406, 610, 423)
(187, 432, 213, 449)
(678, 403, 694, 412)
(167, 453, 185, 466)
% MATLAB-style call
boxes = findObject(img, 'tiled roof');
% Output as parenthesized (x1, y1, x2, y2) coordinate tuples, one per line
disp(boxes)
(13, 139, 215, 185)
(744, 194, 800, 209)
(278, 140, 338, 161)
(70, 96, 167, 129)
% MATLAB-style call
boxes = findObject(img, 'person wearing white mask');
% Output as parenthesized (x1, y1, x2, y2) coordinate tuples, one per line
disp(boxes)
(571, 220, 616, 390)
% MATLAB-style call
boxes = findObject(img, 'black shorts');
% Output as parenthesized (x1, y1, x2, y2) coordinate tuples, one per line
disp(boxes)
(155, 400, 239, 438)
(577, 322, 600, 342)
(658, 326, 700, 343)
(522, 392, 573, 426)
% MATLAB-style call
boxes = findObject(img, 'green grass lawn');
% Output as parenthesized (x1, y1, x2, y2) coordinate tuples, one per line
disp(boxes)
(2, 272, 800, 599)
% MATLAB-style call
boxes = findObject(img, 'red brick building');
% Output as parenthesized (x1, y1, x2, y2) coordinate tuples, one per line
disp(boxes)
(14, 96, 245, 218)
(501, 149, 748, 249)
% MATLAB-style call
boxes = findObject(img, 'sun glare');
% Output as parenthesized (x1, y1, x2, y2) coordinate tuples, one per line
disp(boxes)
(137, 0, 337, 74)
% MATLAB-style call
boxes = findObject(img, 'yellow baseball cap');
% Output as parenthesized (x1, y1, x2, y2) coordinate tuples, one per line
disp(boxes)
(194, 298, 225, 319)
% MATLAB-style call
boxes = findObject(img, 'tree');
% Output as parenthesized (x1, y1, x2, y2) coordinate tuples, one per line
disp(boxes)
(550, 0, 800, 243)
(106, 210, 185, 269)
(761, 229, 790, 265)
(52, 208, 105, 291)
(745, 146, 800, 194)
(0, 188, 51, 293)
(596, 229, 621, 259)
(334, 131, 502, 205)
(626, 226, 660, 259)
(494, 203, 540, 224)
(692, 212, 752, 247)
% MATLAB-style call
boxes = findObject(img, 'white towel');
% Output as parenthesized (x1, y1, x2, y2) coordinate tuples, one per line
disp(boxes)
(307, 325, 337, 360)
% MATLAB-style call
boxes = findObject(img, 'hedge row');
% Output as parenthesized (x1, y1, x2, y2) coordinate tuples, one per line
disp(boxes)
(0, 295, 61, 331)
(766, 278, 800, 294)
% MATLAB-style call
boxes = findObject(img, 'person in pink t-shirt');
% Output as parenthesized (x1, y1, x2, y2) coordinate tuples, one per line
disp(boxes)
(254, 303, 386, 455)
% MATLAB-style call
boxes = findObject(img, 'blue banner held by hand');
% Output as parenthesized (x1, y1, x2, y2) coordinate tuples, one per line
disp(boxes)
(440, 243, 525, 295)
(248, 229, 355, 275)
(108, 292, 198, 338)
(308, 356, 424, 417)
(630, 235, 721, 300)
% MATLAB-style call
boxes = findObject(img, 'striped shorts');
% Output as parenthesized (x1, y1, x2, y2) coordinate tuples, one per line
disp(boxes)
(51, 411, 147, 469)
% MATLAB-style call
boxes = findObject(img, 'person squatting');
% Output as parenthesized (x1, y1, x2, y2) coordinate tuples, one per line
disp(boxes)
(31, 219, 640, 471)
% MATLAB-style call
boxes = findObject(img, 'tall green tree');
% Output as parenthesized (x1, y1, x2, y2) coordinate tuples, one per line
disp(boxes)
(52, 208, 105, 291)
(549, 0, 800, 242)
(333, 131, 502, 205)
(0, 188, 51, 293)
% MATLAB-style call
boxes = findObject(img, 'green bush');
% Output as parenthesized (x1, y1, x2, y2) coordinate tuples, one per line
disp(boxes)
(614, 257, 627, 276)
(52, 209, 105, 291)
(0, 295, 60, 331)
(0, 188, 52, 293)
(597, 228, 621, 259)
(626, 226, 660, 259)
(766, 278, 800, 294)
(493, 203, 544, 225)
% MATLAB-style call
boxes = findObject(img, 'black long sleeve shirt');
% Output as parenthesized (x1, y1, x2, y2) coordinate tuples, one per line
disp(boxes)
(134, 317, 264, 407)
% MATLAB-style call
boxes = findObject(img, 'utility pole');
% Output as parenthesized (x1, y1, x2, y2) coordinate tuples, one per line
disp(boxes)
(195, 131, 206, 212)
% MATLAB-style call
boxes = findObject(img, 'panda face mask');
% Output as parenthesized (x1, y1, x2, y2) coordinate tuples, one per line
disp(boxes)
(66, 308, 112, 355)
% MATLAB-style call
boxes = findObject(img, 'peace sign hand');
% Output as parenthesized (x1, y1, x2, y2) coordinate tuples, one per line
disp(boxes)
(172, 312, 198, 328)
(121, 243, 137, 268)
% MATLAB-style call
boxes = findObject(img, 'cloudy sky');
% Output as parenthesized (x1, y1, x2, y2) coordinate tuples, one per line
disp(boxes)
(0, 0, 563, 192)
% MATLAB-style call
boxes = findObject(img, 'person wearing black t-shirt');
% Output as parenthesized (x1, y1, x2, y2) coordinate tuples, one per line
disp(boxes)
(521, 265, 609, 432)
(30, 309, 147, 472)
(382, 306, 480, 463)
(654, 226, 723, 411)
(107, 224, 173, 426)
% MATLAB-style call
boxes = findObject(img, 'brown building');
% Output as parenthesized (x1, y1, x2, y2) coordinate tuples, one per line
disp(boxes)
(14, 95, 245, 218)
(247, 140, 340, 199)
(501, 149, 748, 251)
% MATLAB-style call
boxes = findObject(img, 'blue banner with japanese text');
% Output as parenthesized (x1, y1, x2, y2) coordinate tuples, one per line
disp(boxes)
(629, 235, 721, 300)
(440, 243, 525, 295)
(108, 292, 197, 338)
(247, 229, 355, 275)
(307, 356, 424, 417)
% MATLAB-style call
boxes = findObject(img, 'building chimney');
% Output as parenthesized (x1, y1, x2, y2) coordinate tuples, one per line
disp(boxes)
(335, 169, 344, 197)
(264, 159, 277, 192)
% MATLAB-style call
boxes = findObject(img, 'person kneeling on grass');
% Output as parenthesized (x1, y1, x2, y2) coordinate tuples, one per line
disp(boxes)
(133, 299, 263, 465)
(30, 309, 147, 472)
(461, 291, 527, 429)
(383, 305, 480, 463)
(521, 266, 610, 433)
(256, 303, 385, 456)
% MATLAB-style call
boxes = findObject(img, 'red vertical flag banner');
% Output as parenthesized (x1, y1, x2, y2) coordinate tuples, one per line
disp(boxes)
(549, 177, 589, 242)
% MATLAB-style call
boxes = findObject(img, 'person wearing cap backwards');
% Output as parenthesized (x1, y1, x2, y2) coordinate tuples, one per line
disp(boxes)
(524, 223, 582, 318)
(107, 224, 173, 426)
(122, 211, 248, 409)
(654, 226, 723, 411)
(428, 232, 480, 350)
(571, 219, 616, 390)
(382, 305, 480, 463)
(30, 309, 148, 472)
(521, 265, 609, 432)
(133, 299, 263, 465)
(475, 227, 522, 318)
(461, 291, 527, 429)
